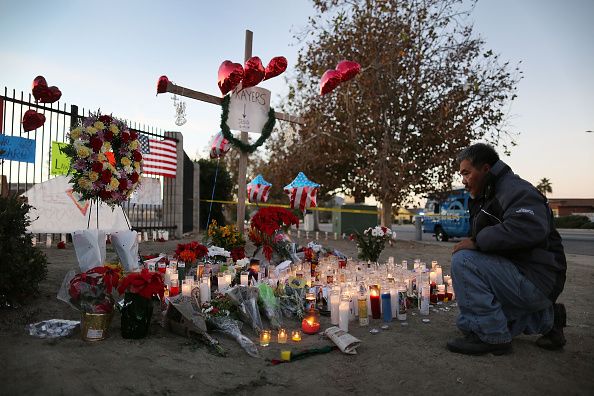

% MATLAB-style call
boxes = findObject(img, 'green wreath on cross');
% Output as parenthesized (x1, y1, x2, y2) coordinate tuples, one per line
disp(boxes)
(220, 94, 276, 154)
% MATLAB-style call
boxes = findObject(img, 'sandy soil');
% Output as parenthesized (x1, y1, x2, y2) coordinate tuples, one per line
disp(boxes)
(1, 235, 592, 396)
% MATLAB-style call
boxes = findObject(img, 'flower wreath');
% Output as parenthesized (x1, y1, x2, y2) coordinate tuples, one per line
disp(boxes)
(63, 113, 143, 206)
(219, 94, 276, 153)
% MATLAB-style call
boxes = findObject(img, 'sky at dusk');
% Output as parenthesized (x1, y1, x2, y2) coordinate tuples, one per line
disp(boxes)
(1, 0, 592, 198)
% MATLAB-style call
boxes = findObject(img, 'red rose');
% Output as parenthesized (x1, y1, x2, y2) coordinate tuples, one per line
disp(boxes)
(130, 130, 138, 140)
(104, 130, 114, 141)
(132, 150, 142, 162)
(120, 131, 130, 142)
(99, 115, 113, 124)
(90, 136, 103, 152)
(118, 178, 129, 191)
(131, 172, 139, 183)
(99, 190, 112, 200)
(100, 170, 112, 184)
(92, 162, 103, 173)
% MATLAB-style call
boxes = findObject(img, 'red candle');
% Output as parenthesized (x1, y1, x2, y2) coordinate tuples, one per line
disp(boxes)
(302, 312, 321, 334)
(370, 287, 381, 319)
(169, 285, 179, 296)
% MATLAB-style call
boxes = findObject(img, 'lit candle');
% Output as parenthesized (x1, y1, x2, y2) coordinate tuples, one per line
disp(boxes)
(390, 286, 398, 318)
(259, 330, 271, 347)
(277, 328, 288, 344)
(240, 271, 249, 286)
(181, 280, 192, 297)
(431, 260, 438, 270)
(437, 284, 446, 301)
(444, 275, 451, 284)
(291, 330, 302, 342)
(358, 292, 369, 326)
(217, 273, 226, 292)
(302, 311, 321, 334)
(199, 277, 210, 303)
(339, 295, 350, 332)
(224, 273, 232, 289)
(429, 271, 437, 285)
(370, 285, 381, 319)
(435, 266, 443, 285)
(330, 291, 340, 325)
(169, 278, 179, 297)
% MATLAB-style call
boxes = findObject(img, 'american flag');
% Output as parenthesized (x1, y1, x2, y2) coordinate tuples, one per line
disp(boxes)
(284, 172, 320, 212)
(247, 174, 272, 203)
(209, 132, 230, 159)
(138, 134, 177, 178)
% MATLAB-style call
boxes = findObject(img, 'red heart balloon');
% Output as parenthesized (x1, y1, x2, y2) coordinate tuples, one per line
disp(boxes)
(157, 75, 169, 94)
(242, 56, 265, 89)
(218, 61, 244, 95)
(38, 86, 62, 103)
(319, 70, 342, 95)
(336, 60, 361, 83)
(32, 76, 48, 102)
(22, 109, 46, 132)
(264, 56, 288, 81)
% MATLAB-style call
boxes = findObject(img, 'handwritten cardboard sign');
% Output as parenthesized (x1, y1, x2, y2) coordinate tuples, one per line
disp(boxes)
(50, 141, 70, 175)
(227, 87, 271, 133)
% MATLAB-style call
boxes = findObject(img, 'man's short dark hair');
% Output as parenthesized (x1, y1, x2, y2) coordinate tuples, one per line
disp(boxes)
(457, 143, 500, 167)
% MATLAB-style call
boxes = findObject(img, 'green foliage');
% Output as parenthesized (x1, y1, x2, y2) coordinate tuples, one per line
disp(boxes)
(554, 215, 590, 229)
(579, 221, 594, 229)
(198, 159, 233, 229)
(0, 195, 48, 305)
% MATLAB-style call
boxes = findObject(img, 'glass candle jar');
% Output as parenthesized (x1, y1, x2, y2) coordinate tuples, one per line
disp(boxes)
(259, 330, 271, 347)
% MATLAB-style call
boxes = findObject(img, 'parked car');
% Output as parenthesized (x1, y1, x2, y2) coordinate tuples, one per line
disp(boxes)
(420, 188, 470, 241)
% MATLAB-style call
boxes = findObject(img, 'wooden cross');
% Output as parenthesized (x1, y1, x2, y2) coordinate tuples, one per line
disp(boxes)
(164, 30, 305, 234)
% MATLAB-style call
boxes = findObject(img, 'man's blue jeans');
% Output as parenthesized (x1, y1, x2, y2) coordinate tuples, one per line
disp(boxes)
(451, 249, 554, 344)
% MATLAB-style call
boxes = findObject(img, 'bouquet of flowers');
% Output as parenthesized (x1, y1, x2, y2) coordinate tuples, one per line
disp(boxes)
(350, 226, 393, 262)
(117, 269, 165, 339)
(278, 277, 307, 319)
(202, 292, 260, 358)
(226, 285, 263, 334)
(249, 207, 299, 261)
(174, 241, 209, 265)
(59, 264, 123, 314)
(257, 283, 283, 329)
(207, 220, 246, 262)
(63, 113, 143, 206)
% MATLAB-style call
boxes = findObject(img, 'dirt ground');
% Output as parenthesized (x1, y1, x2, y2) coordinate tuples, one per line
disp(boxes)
(1, 234, 593, 396)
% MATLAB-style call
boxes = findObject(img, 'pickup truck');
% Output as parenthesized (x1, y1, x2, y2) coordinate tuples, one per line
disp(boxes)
(421, 189, 471, 241)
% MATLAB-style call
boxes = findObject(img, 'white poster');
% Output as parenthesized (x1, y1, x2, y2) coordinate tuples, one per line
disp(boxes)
(227, 86, 271, 133)
(130, 177, 162, 205)
(22, 176, 130, 233)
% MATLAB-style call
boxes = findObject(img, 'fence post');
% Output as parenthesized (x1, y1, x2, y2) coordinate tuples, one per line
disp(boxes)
(163, 131, 183, 239)
(415, 216, 422, 241)
(70, 105, 79, 128)
(193, 161, 200, 234)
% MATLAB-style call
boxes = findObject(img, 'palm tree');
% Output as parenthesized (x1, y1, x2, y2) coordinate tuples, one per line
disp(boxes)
(536, 178, 553, 196)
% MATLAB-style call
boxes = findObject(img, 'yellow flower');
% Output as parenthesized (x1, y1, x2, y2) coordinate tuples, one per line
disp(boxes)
(86, 126, 97, 135)
(97, 153, 107, 162)
(121, 157, 131, 167)
(129, 140, 139, 150)
(109, 124, 119, 135)
(70, 127, 82, 140)
(133, 161, 141, 170)
(88, 171, 99, 182)
(109, 177, 119, 190)
(102, 142, 112, 152)
(76, 146, 91, 158)
(78, 177, 92, 190)
(94, 121, 105, 130)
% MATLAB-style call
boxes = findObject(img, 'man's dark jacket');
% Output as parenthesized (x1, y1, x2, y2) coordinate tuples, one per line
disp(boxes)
(469, 160, 567, 302)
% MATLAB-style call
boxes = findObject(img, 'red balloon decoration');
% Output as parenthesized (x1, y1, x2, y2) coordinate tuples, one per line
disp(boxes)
(157, 75, 169, 94)
(218, 60, 244, 95)
(22, 109, 46, 132)
(242, 56, 265, 89)
(319, 70, 342, 96)
(264, 56, 288, 81)
(336, 60, 361, 83)
(32, 76, 62, 103)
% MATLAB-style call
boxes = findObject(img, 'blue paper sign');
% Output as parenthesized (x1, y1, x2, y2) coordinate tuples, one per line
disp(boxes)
(0, 135, 36, 163)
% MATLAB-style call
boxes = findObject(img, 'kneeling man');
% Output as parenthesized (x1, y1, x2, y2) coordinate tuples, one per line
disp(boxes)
(447, 143, 567, 355)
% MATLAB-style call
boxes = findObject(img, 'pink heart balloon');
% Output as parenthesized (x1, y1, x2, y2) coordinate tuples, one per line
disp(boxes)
(218, 61, 244, 95)
(319, 70, 342, 96)
(242, 56, 265, 89)
(336, 60, 361, 83)
(22, 109, 46, 132)
(264, 56, 288, 81)
(157, 75, 169, 94)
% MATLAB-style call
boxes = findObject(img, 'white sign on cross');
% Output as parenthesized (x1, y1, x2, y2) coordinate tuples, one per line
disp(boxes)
(227, 87, 271, 133)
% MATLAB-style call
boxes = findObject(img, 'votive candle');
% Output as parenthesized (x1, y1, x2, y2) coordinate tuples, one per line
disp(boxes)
(259, 330, 271, 347)
(277, 328, 288, 344)
(291, 330, 302, 342)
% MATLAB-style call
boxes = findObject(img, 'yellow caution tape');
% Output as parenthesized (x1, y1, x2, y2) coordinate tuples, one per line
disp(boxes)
(200, 199, 379, 215)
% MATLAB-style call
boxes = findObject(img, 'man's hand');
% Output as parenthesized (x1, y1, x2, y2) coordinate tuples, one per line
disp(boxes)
(452, 238, 477, 254)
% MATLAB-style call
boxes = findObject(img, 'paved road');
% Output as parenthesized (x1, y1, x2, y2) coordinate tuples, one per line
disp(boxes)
(390, 224, 594, 256)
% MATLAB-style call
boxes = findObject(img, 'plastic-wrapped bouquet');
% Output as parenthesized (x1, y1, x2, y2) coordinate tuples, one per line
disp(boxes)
(278, 277, 307, 319)
(226, 285, 263, 334)
(58, 264, 123, 313)
(248, 207, 299, 261)
(257, 283, 283, 329)
(202, 292, 260, 358)
(350, 226, 393, 262)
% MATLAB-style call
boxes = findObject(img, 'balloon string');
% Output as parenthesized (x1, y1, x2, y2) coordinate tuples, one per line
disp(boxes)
(206, 158, 220, 229)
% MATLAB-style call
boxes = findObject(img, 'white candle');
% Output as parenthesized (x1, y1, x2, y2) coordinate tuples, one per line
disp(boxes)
(429, 271, 437, 284)
(164, 268, 174, 287)
(163, 230, 169, 241)
(436, 266, 443, 285)
(182, 282, 191, 297)
(31, 235, 37, 246)
(152, 230, 157, 240)
(330, 293, 340, 325)
(339, 298, 350, 332)
(143, 231, 148, 241)
(240, 272, 249, 286)
(199, 281, 210, 303)
(431, 260, 438, 269)
(46, 233, 52, 247)
(390, 287, 398, 318)
(444, 275, 451, 284)
(224, 273, 232, 289)
(315, 231, 319, 240)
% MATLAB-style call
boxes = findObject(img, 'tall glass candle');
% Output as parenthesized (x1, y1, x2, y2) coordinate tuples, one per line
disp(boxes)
(381, 290, 392, 322)
(397, 286, 407, 321)
(390, 286, 398, 318)
(358, 292, 369, 326)
(330, 291, 340, 325)
(436, 266, 443, 285)
(369, 285, 381, 319)
(240, 271, 249, 286)
(339, 295, 350, 332)
(199, 277, 210, 303)
(169, 279, 179, 297)
(181, 280, 192, 297)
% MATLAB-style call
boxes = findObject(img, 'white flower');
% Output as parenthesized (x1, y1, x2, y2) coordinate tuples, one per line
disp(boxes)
(307, 241, 323, 252)
(236, 257, 250, 268)
(371, 228, 380, 237)
(208, 246, 230, 258)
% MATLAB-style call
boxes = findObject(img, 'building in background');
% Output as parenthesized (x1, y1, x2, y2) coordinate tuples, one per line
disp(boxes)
(548, 199, 594, 218)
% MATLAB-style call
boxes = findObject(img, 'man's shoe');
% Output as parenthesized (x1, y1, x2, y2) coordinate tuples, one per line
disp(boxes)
(447, 333, 512, 355)
(536, 303, 567, 350)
